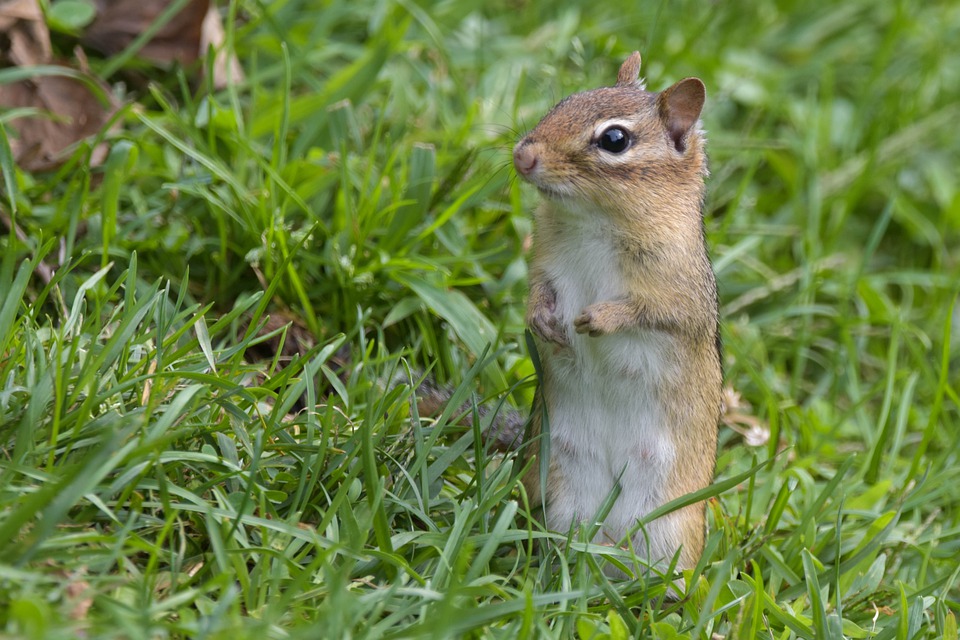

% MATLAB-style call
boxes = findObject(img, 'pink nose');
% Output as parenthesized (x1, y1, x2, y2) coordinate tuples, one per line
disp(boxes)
(513, 145, 538, 176)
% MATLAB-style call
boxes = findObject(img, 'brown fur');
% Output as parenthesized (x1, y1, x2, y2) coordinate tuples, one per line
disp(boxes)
(514, 52, 722, 571)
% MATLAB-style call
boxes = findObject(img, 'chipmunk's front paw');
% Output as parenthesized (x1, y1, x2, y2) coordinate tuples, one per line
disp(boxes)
(528, 308, 569, 346)
(574, 302, 626, 337)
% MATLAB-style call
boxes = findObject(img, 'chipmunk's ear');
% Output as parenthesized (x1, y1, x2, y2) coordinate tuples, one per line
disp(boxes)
(657, 77, 705, 153)
(616, 51, 642, 87)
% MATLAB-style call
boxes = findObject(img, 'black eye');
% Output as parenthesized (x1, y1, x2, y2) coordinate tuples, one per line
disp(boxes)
(598, 126, 631, 153)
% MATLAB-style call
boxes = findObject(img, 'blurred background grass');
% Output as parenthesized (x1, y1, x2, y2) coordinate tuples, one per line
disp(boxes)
(1, 0, 958, 637)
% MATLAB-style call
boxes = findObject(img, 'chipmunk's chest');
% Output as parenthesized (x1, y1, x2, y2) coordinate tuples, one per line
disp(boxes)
(535, 217, 679, 397)
(547, 230, 624, 318)
(535, 223, 679, 531)
(530, 202, 690, 537)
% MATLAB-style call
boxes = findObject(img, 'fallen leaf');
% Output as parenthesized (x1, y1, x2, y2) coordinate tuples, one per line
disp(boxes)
(1, 3, 118, 171)
(240, 310, 318, 364)
(65, 576, 93, 621)
(0, 0, 52, 65)
(199, 2, 244, 89)
(720, 385, 770, 447)
(0, 0, 41, 25)
(0, 54, 118, 171)
(82, 0, 210, 65)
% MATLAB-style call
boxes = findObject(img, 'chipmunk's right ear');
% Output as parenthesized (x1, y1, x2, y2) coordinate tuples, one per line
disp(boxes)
(657, 77, 706, 153)
(616, 51, 642, 87)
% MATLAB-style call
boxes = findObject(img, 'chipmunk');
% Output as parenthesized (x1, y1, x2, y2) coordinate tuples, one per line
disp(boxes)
(512, 52, 722, 572)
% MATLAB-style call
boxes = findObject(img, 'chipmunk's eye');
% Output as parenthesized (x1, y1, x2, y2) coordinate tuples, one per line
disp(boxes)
(598, 126, 631, 153)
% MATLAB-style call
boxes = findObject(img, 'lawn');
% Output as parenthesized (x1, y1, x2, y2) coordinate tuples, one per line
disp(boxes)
(1, 0, 958, 638)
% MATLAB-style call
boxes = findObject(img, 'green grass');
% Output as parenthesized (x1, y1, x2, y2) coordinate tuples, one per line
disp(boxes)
(1, 0, 959, 637)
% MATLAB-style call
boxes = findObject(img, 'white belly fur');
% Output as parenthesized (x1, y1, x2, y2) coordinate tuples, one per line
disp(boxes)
(536, 218, 680, 559)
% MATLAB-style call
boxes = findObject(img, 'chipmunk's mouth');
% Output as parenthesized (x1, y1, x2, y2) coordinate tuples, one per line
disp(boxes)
(527, 178, 573, 200)
(535, 184, 564, 199)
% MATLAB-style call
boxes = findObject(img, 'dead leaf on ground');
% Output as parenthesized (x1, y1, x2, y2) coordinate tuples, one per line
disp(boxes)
(82, 0, 243, 88)
(241, 310, 318, 365)
(199, 2, 244, 89)
(1, 2, 119, 172)
(721, 386, 770, 447)
(0, 0, 51, 65)
(65, 574, 93, 621)
(0, 52, 118, 171)
(82, 0, 210, 65)
(1, 0, 242, 172)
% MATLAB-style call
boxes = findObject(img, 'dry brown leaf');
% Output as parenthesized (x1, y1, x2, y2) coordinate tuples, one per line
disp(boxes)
(0, 70, 117, 171)
(0, 0, 41, 25)
(1, 3, 119, 171)
(82, 0, 243, 87)
(720, 385, 770, 447)
(0, 49, 118, 171)
(82, 0, 210, 65)
(200, 3, 244, 89)
(0, 0, 52, 65)
(240, 310, 318, 364)
(65, 576, 93, 621)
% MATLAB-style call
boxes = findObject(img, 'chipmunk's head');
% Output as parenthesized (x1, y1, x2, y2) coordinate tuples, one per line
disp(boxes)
(514, 52, 707, 211)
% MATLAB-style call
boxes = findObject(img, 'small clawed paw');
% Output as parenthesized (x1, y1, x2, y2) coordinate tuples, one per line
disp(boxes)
(530, 311, 568, 346)
(574, 305, 615, 337)
(573, 312, 600, 336)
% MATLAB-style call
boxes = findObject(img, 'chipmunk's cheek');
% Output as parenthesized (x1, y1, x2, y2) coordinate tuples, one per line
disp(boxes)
(514, 139, 583, 198)
(544, 159, 591, 199)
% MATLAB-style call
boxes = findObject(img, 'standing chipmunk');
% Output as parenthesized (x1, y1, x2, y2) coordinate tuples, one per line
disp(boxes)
(512, 52, 722, 572)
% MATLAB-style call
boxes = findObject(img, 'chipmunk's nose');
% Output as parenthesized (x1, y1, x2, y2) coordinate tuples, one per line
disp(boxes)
(513, 143, 538, 176)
